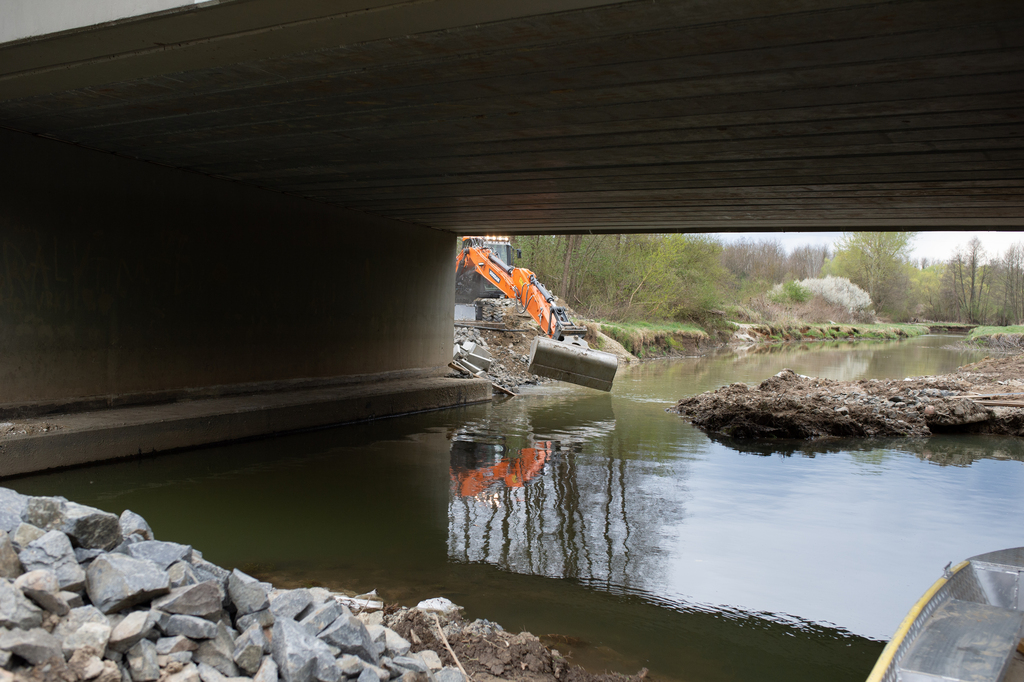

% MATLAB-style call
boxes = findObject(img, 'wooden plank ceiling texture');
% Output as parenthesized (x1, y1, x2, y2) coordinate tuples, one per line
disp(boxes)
(1, 0, 1021, 233)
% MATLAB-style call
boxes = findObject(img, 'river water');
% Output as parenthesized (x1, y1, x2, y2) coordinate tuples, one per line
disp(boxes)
(9, 335, 1024, 682)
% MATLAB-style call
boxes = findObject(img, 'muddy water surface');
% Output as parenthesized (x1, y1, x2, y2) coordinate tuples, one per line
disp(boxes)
(10, 335, 1024, 682)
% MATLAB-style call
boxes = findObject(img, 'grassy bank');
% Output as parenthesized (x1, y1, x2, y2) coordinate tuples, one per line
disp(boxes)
(967, 325, 1024, 339)
(592, 319, 932, 360)
(965, 325, 1024, 350)
(597, 320, 710, 358)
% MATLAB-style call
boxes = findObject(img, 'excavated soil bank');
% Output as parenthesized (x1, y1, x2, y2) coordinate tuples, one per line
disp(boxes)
(731, 323, 926, 346)
(670, 354, 1024, 440)
(964, 332, 1024, 353)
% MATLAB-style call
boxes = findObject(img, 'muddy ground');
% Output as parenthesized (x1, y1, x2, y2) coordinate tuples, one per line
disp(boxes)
(671, 354, 1024, 439)
(384, 608, 646, 682)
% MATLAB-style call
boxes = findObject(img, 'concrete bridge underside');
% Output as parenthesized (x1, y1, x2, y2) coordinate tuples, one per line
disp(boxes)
(4, 0, 1022, 232)
(0, 0, 1021, 473)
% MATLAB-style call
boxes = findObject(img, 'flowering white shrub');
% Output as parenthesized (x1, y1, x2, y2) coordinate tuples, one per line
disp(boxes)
(798, 276, 872, 312)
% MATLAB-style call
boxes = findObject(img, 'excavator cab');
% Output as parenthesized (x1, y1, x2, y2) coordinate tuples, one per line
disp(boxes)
(456, 236, 516, 304)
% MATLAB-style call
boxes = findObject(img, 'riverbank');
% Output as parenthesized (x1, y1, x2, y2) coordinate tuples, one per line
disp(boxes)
(0, 489, 643, 682)
(594, 322, 713, 359)
(452, 300, 1024, 396)
(732, 322, 928, 345)
(593, 320, 931, 360)
(964, 327, 1024, 352)
(670, 353, 1024, 439)
(451, 317, 927, 394)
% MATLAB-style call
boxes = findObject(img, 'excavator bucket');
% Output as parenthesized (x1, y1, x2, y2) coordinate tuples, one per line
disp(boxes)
(528, 336, 618, 391)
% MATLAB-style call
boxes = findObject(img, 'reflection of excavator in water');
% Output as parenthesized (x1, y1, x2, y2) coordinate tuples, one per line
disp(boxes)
(455, 237, 618, 391)
(450, 439, 554, 498)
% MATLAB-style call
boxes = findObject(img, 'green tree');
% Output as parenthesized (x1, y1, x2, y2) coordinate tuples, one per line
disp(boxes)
(829, 231, 917, 313)
(946, 237, 992, 323)
(513, 233, 727, 322)
(995, 242, 1024, 325)
(667, 234, 729, 320)
(908, 263, 951, 320)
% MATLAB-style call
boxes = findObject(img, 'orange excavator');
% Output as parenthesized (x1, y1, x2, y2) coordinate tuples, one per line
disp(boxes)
(455, 237, 618, 391)
(450, 441, 553, 498)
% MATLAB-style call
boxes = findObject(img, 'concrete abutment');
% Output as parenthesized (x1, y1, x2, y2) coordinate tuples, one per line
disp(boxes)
(0, 129, 484, 474)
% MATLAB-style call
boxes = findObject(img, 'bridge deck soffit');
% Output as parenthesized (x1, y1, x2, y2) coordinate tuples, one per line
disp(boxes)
(1, 0, 1022, 233)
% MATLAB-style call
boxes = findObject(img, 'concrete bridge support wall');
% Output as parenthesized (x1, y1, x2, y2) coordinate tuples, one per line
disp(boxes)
(0, 129, 458, 410)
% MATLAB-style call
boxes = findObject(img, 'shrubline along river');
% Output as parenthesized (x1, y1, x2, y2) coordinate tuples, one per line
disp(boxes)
(9, 335, 1024, 682)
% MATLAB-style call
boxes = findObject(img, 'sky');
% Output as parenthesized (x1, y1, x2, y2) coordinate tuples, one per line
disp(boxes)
(710, 230, 1024, 263)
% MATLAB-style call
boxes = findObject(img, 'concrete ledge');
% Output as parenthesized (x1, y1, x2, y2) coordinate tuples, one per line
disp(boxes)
(0, 367, 456, 420)
(0, 376, 491, 478)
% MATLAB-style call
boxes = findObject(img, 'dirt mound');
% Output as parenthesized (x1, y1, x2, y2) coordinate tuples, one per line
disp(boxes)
(384, 608, 646, 682)
(670, 354, 1024, 439)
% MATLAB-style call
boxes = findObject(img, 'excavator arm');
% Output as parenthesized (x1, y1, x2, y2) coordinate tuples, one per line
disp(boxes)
(456, 244, 586, 341)
(456, 241, 618, 391)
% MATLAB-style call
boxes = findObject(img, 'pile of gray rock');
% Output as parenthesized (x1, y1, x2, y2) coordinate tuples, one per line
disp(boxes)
(452, 327, 543, 392)
(0, 488, 466, 682)
(453, 327, 486, 350)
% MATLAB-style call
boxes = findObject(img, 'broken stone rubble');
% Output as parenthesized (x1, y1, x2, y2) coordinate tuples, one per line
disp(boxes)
(0, 488, 471, 682)
(452, 317, 546, 393)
